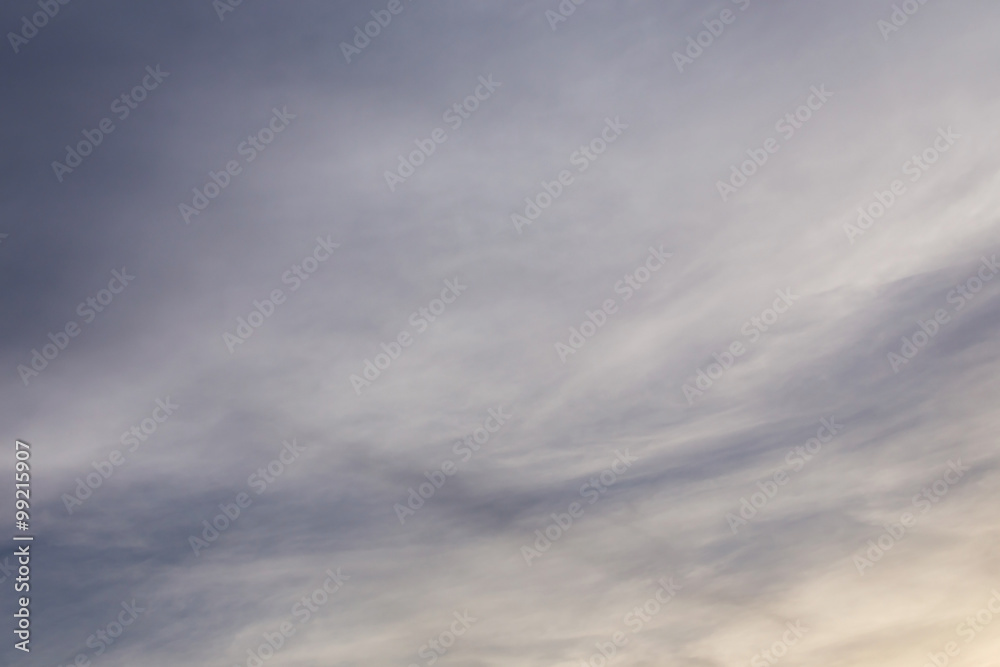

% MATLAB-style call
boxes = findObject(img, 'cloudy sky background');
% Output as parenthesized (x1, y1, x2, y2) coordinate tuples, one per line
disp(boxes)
(2, 0, 1000, 665)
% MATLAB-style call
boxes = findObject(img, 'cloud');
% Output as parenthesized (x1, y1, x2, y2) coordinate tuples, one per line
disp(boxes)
(2, 1, 1000, 665)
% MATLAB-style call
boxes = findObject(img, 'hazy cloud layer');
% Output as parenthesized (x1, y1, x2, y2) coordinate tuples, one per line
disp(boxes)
(2, 1, 999, 666)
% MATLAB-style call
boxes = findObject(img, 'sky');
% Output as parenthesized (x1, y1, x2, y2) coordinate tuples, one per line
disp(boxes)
(2, 1, 1000, 666)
